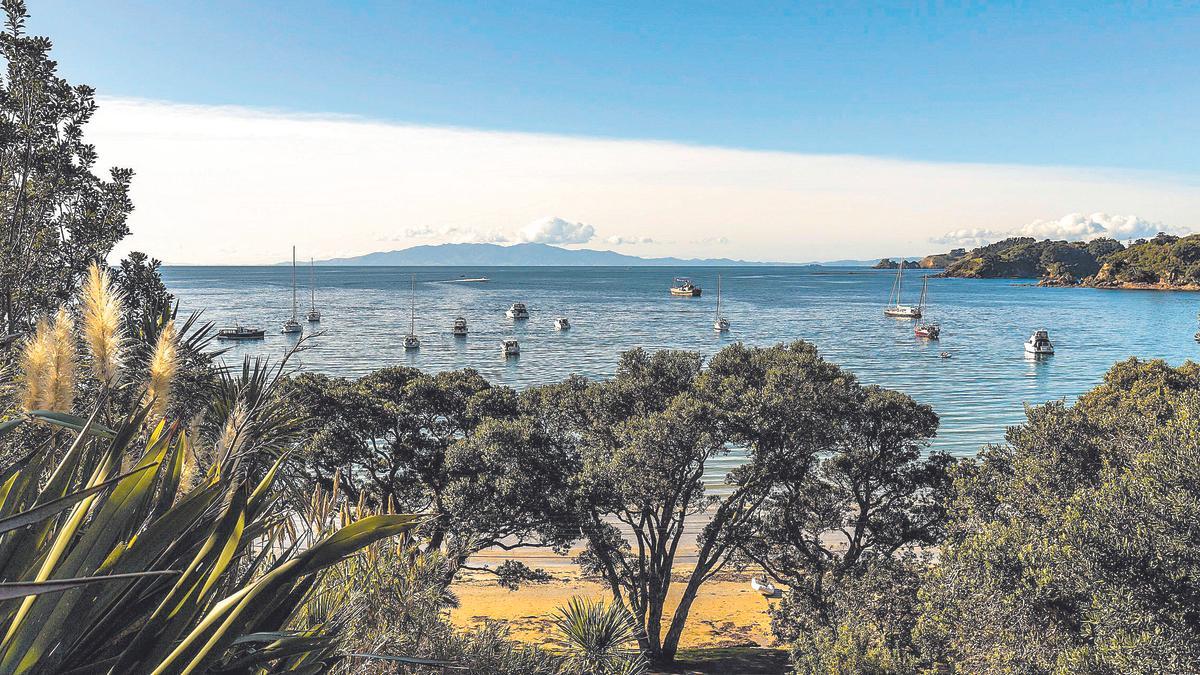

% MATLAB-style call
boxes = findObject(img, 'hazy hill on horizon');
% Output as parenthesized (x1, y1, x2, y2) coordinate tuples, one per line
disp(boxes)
(312, 242, 809, 266)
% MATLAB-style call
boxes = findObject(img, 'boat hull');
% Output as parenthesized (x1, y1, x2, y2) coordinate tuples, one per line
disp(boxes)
(217, 331, 265, 341)
(670, 287, 702, 297)
(885, 307, 922, 318)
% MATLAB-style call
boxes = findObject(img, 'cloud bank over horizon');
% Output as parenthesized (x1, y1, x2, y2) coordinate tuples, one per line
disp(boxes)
(933, 212, 1186, 249)
(86, 98, 1200, 265)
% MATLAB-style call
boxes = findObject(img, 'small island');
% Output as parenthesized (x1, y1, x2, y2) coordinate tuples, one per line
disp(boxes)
(872, 257, 922, 269)
(929, 233, 1200, 291)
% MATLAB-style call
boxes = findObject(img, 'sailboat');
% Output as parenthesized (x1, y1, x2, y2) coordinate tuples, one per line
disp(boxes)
(307, 258, 321, 322)
(281, 247, 302, 334)
(913, 276, 940, 338)
(713, 274, 729, 332)
(884, 260, 923, 319)
(403, 274, 420, 350)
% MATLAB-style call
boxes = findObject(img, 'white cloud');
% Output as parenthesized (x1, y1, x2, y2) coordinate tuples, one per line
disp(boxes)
(930, 228, 1003, 248)
(606, 235, 655, 245)
(1015, 212, 1178, 241)
(932, 212, 1188, 249)
(516, 216, 594, 245)
(85, 98, 1200, 264)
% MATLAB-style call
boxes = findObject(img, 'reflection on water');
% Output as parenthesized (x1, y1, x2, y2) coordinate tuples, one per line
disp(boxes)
(164, 265, 1200, 459)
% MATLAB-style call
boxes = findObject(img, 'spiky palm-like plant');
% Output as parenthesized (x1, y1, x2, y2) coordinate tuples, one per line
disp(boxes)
(550, 597, 648, 675)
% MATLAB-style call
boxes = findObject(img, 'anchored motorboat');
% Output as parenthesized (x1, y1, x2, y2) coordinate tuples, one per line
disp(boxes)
(282, 246, 302, 334)
(1024, 329, 1054, 355)
(714, 274, 729, 332)
(452, 317, 468, 336)
(404, 274, 420, 350)
(506, 302, 529, 319)
(217, 325, 265, 341)
(884, 261, 925, 319)
(554, 317, 570, 330)
(670, 277, 702, 297)
(502, 339, 520, 357)
(915, 323, 940, 339)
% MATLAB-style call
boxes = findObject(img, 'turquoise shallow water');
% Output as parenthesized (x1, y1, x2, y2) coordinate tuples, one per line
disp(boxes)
(163, 265, 1200, 460)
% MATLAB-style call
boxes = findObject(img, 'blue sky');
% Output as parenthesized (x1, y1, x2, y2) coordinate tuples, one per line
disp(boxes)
(33, 1, 1200, 173)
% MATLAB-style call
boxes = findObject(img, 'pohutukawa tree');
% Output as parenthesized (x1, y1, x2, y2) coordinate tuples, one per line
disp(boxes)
(286, 366, 577, 587)
(528, 342, 935, 664)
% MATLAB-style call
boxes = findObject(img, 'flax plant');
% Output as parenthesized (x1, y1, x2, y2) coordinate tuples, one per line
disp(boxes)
(0, 291, 424, 673)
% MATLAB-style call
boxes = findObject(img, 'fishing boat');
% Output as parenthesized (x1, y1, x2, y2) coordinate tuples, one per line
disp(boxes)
(713, 274, 729, 332)
(403, 275, 420, 350)
(750, 575, 777, 597)
(217, 325, 265, 341)
(452, 317, 468, 336)
(282, 246, 302, 334)
(883, 261, 924, 319)
(915, 323, 940, 339)
(502, 339, 520, 357)
(306, 258, 321, 322)
(554, 317, 570, 330)
(506, 302, 529, 319)
(670, 277, 702, 297)
(1024, 329, 1054, 355)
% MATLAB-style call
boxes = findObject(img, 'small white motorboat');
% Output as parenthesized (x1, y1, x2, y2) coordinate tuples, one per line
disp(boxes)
(554, 317, 570, 330)
(502, 339, 520, 357)
(915, 323, 940, 339)
(750, 576, 776, 597)
(940, 351, 952, 359)
(506, 302, 529, 319)
(670, 277, 702, 297)
(452, 317, 468, 336)
(1024, 329, 1054, 355)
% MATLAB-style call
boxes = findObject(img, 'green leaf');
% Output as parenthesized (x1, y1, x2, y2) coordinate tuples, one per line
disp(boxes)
(0, 462, 160, 536)
(25, 411, 115, 439)
(0, 571, 179, 601)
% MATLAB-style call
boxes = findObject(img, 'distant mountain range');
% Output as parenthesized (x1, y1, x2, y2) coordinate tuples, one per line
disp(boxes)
(313, 242, 808, 266)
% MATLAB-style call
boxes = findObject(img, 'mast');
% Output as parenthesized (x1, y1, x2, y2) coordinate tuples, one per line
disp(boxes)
(309, 257, 316, 311)
(291, 246, 297, 321)
(716, 274, 721, 319)
(409, 274, 415, 334)
(919, 275, 928, 311)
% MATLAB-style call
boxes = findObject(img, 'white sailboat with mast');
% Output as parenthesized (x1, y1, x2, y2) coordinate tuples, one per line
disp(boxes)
(884, 259, 923, 319)
(403, 274, 420, 350)
(307, 258, 321, 322)
(281, 246, 302, 334)
(713, 274, 729, 332)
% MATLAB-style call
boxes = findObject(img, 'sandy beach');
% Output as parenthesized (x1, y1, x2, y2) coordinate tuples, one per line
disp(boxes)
(452, 552, 779, 651)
